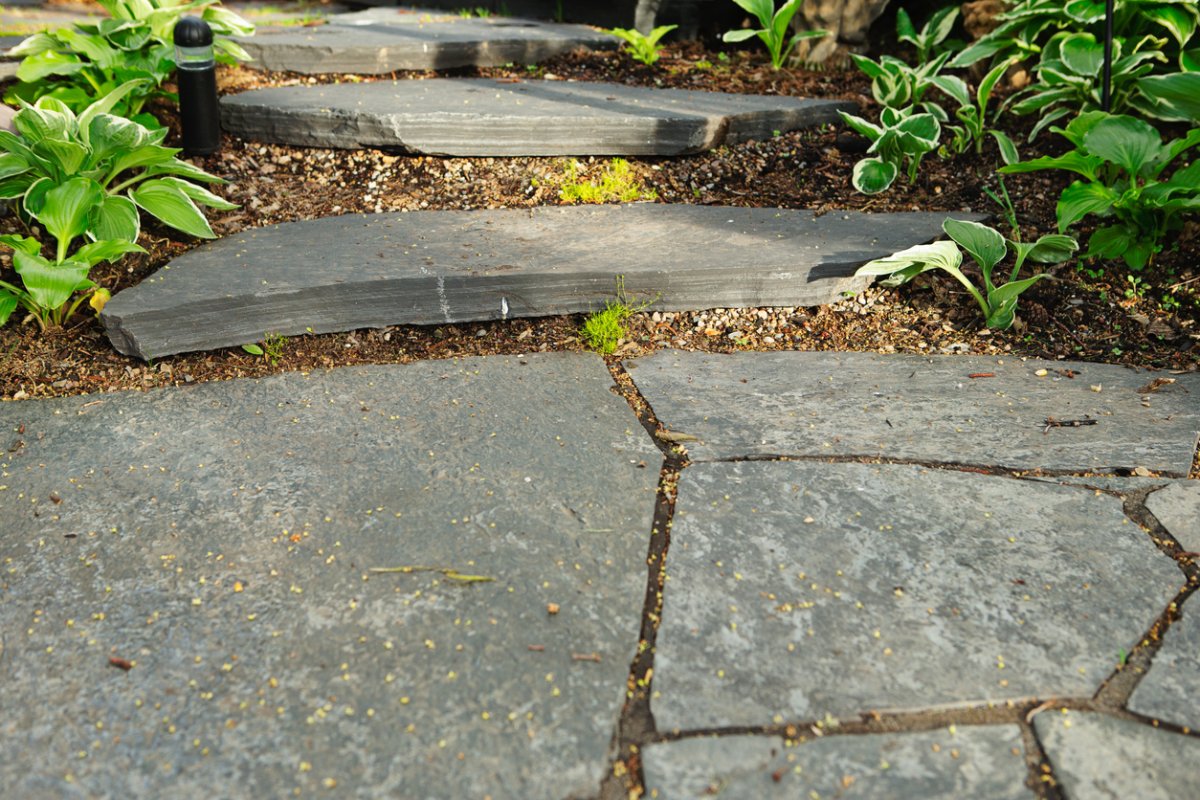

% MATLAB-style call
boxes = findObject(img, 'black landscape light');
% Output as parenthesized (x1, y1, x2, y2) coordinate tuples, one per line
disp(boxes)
(174, 16, 221, 156)
(1101, 0, 1115, 112)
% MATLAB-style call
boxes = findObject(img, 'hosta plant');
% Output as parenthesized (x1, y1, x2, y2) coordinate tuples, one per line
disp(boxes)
(722, 0, 828, 69)
(607, 25, 678, 66)
(0, 85, 237, 245)
(856, 218, 1078, 330)
(849, 51, 952, 117)
(999, 111, 1200, 270)
(5, 0, 253, 125)
(896, 4, 961, 66)
(930, 58, 1019, 162)
(839, 106, 941, 194)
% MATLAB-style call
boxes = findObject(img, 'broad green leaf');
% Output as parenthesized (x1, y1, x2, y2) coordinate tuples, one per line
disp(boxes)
(944, 218, 1007, 281)
(987, 274, 1050, 328)
(991, 130, 1020, 165)
(153, 176, 238, 210)
(0, 233, 45, 256)
(731, 0, 775, 26)
(0, 153, 30, 181)
(722, 29, 759, 43)
(73, 239, 145, 267)
(213, 37, 252, 63)
(32, 138, 89, 176)
(104, 144, 178, 181)
(13, 249, 91, 313)
(1082, 115, 1163, 177)
(0, 293, 18, 327)
(1056, 109, 1109, 147)
(838, 111, 882, 141)
(896, 7, 917, 40)
(1059, 32, 1103, 76)
(947, 36, 1012, 68)
(87, 113, 154, 164)
(929, 74, 970, 106)
(1024, 233, 1079, 264)
(34, 177, 104, 252)
(242, 343, 264, 356)
(13, 104, 73, 145)
(1064, 0, 1104, 24)
(1133, 72, 1200, 123)
(895, 112, 940, 144)
(0, 172, 37, 200)
(57, 28, 120, 69)
(142, 155, 226, 184)
(1183, 47, 1199, 72)
(855, 239, 963, 277)
(131, 178, 216, 238)
(1140, 3, 1197, 48)
(851, 157, 898, 194)
(77, 80, 149, 142)
(1085, 224, 1137, 260)
(203, 5, 256, 37)
(15, 50, 86, 83)
(1057, 180, 1117, 230)
(89, 194, 141, 243)
(8, 32, 60, 58)
(999, 150, 1102, 181)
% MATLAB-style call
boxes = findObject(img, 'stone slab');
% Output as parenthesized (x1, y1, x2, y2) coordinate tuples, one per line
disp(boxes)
(626, 351, 1200, 474)
(1127, 602, 1200, 730)
(238, 9, 616, 73)
(101, 206, 965, 360)
(651, 461, 1180, 730)
(1034, 711, 1200, 799)
(642, 727, 1032, 799)
(0, 354, 659, 798)
(1146, 482, 1200, 552)
(219, 78, 853, 155)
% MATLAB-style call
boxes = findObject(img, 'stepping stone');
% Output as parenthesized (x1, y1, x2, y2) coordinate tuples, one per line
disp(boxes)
(1127, 602, 1200, 730)
(627, 350, 1200, 474)
(1033, 711, 1200, 799)
(0, 354, 659, 798)
(1146, 482, 1200, 552)
(650, 461, 1179, 730)
(219, 78, 852, 155)
(101, 206, 963, 360)
(238, 8, 616, 74)
(642, 727, 1033, 799)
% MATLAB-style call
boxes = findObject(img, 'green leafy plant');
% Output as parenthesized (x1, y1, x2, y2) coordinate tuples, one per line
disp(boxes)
(580, 276, 654, 355)
(1130, 72, 1200, 123)
(0, 204, 142, 330)
(607, 24, 678, 66)
(722, 0, 828, 70)
(838, 106, 942, 194)
(896, 4, 961, 66)
(930, 58, 1020, 162)
(856, 218, 1078, 329)
(559, 158, 657, 204)
(849, 51, 952, 116)
(0, 86, 238, 245)
(983, 176, 1021, 240)
(999, 111, 1200, 271)
(5, 0, 254, 125)
(242, 331, 286, 364)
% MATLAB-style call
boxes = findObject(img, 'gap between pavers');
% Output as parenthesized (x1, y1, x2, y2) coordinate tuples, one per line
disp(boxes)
(101, 206, 975, 361)
(220, 78, 852, 155)
(625, 350, 1200, 474)
(237, 8, 617, 73)
(0, 353, 660, 799)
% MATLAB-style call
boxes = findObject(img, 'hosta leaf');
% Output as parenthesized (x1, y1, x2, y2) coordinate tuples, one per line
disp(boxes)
(131, 178, 216, 239)
(1025, 234, 1080, 264)
(944, 218, 1007, 277)
(851, 157, 898, 195)
(0, 293, 18, 327)
(13, 104, 73, 145)
(855, 240, 962, 278)
(721, 29, 759, 43)
(1133, 72, 1200, 123)
(203, 5, 256, 37)
(837, 111, 882, 141)
(929, 74, 970, 107)
(13, 250, 91, 313)
(1085, 224, 1139, 262)
(34, 177, 104, 251)
(991, 130, 1020, 165)
(987, 274, 1049, 328)
(0, 172, 36, 200)
(1082, 115, 1163, 177)
(77, 80, 149, 144)
(15, 50, 87, 83)
(9, 32, 60, 58)
(152, 176, 238, 210)
(87, 113, 155, 164)
(1063, 0, 1104, 24)
(999, 150, 1101, 181)
(1058, 32, 1103, 76)
(1057, 181, 1117, 230)
(89, 194, 141, 243)
(57, 28, 120, 70)
(142, 156, 226, 183)
(32, 138, 89, 176)
(0, 152, 30, 181)
(1140, 3, 1197, 48)
(0, 233, 44, 256)
(73, 239, 145, 267)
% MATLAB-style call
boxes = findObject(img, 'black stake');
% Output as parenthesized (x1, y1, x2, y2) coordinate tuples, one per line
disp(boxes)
(174, 17, 221, 156)
(1101, 0, 1115, 111)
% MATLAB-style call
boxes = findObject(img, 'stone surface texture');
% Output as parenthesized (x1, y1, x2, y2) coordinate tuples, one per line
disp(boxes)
(651, 461, 1180, 730)
(642, 727, 1032, 799)
(1127, 602, 1200, 730)
(1034, 711, 1200, 799)
(238, 9, 616, 73)
(1146, 482, 1200, 552)
(627, 350, 1200, 473)
(101, 207, 967, 360)
(0, 354, 659, 798)
(219, 78, 853, 155)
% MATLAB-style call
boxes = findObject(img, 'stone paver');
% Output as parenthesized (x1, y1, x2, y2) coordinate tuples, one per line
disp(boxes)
(220, 78, 852, 155)
(0, 354, 659, 798)
(650, 461, 1180, 730)
(642, 727, 1032, 799)
(627, 350, 1200, 474)
(101, 207, 969, 360)
(238, 8, 616, 73)
(1128, 602, 1200, 730)
(1146, 482, 1200, 552)
(1034, 710, 1200, 799)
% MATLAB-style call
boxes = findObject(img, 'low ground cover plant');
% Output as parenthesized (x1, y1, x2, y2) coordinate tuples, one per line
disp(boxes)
(999, 111, 1200, 271)
(930, 58, 1019, 162)
(0, 84, 237, 245)
(558, 158, 656, 204)
(5, 0, 254, 126)
(838, 106, 941, 194)
(856, 218, 1078, 330)
(607, 25, 678, 66)
(722, 0, 827, 69)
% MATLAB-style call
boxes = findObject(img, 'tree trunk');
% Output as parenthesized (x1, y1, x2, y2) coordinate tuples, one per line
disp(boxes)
(790, 0, 893, 64)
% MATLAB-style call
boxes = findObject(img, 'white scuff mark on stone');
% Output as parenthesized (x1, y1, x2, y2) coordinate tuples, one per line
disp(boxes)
(501, 297, 509, 320)
(437, 275, 452, 322)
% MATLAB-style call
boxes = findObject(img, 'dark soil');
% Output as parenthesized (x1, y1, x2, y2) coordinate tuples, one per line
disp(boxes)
(1, 42, 1197, 401)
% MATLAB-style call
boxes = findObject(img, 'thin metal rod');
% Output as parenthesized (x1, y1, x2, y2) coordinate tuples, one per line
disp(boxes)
(1102, 0, 1115, 111)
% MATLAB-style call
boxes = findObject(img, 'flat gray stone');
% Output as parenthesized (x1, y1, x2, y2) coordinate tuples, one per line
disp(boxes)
(0, 354, 658, 798)
(1034, 711, 1200, 799)
(239, 9, 616, 73)
(101, 206, 964, 360)
(651, 461, 1180, 730)
(642, 727, 1032, 799)
(1127, 603, 1200, 730)
(219, 78, 852, 155)
(1146, 482, 1200, 552)
(627, 351, 1200, 474)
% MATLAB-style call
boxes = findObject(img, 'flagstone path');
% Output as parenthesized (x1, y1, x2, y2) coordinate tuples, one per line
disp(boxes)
(1, 351, 1197, 799)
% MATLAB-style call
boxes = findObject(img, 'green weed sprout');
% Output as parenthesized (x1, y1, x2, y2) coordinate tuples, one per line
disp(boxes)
(607, 25, 678, 66)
